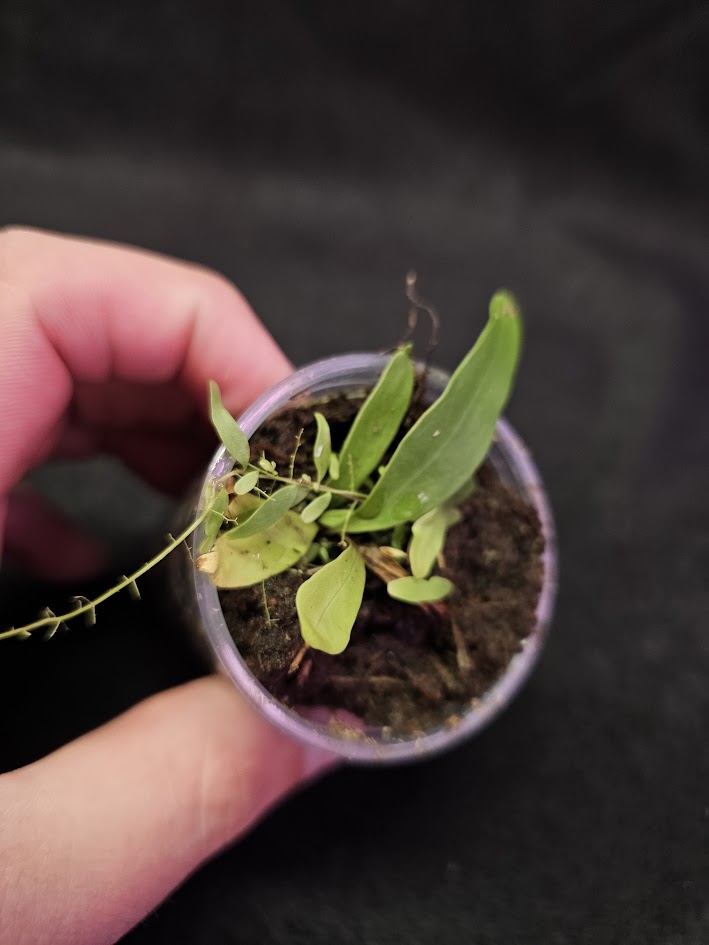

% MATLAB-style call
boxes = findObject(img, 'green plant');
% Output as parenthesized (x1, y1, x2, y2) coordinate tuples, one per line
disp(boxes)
(2, 289, 521, 656)
(197, 288, 521, 654)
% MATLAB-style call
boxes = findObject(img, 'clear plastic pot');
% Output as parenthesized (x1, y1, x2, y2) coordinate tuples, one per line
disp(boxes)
(188, 353, 558, 764)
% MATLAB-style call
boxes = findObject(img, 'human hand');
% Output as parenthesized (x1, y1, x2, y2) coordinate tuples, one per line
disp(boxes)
(0, 228, 336, 944)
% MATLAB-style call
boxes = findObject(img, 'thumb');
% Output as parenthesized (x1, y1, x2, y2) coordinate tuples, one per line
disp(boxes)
(0, 675, 336, 945)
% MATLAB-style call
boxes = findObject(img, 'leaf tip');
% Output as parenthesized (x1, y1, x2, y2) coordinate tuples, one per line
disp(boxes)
(196, 551, 219, 574)
(489, 290, 520, 321)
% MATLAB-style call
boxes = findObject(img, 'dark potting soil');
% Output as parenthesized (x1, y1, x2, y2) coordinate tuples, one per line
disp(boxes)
(219, 390, 544, 737)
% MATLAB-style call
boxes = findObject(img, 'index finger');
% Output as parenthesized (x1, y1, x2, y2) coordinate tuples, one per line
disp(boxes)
(0, 227, 291, 494)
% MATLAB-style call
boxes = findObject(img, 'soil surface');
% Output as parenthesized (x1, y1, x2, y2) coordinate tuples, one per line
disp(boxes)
(220, 388, 544, 737)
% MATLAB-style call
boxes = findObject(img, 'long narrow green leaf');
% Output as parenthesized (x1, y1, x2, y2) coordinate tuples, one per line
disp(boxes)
(313, 412, 332, 483)
(296, 544, 366, 654)
(344, 292, 521, 532)
(226, 484, 307, 539)
(209, 381, 250, 467)
(329, 345, 414, 491)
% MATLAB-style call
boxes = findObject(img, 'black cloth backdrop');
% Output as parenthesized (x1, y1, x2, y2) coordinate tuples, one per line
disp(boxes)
(1, 3, 708, 943)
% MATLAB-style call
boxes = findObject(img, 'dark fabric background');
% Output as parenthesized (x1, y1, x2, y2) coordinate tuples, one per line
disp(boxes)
(1, 3, 708, 943)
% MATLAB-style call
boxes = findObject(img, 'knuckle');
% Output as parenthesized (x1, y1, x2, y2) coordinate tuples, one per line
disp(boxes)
(194, 266, 251, 314)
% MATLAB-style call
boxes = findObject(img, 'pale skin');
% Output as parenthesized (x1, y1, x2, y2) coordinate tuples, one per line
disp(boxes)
(0, 228, 336, 944)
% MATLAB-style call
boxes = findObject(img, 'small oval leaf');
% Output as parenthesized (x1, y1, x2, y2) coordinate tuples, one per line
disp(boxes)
(408, 504, 461, 579)
(227, 484, 306, 539)
(208, 515, 317, 588)
(301, 491, 332, 524)
(209, 381, 250, 467)
(233, 470, 260, 495)
(313, 412, 332, 483)
(387, 575, 453, 603)
(296, 544, 366, 654)
(329, 452, 340, 480)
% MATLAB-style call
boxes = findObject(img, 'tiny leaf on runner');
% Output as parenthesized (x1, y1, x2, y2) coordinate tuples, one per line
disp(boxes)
(387, 575, 453, 604)
(313, 412, 332, 483)
(296, 544, 366, 654)
(41, 608, 61, 640)
(208, 381, 250, 467)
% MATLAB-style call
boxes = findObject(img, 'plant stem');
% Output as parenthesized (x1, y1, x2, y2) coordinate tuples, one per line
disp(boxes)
(287, 641, 309, 677)
(264, 469, 365, 500)
(289, 427, 304, 480)
(218, 466, 366, 501)
(0, 502, 214, 641)
(261, 581, 273, 629)
(340, 500, 358, 544)
(303, 479, 366, 500)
